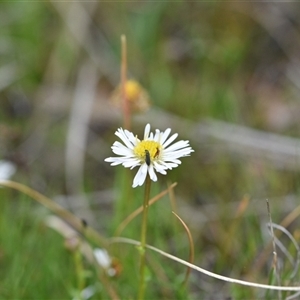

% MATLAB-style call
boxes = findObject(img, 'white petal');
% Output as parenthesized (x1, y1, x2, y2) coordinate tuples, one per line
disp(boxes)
(161, 158, 181, 165)
(164, 148, 193, 159)
(115, 128, 135, 149)
(153, 162, 167, 174)
(104, 157, 124, 166)
(169, 142, 190, 152)
(160, 128, 171, 144)
(148, 164, 157, 182)
(162, 133, 178, 148)
(162, 162, 179, 169)
(153, 129, 160, 141)
(148, 132, 154, 140)
(124, 129, 137, 145)
(132, 163, 148, 188)
(164, 140, 189, 152)
(111, 143, 133, 156)
(144, 124, 151, 140)
(122, 158, 140, 168)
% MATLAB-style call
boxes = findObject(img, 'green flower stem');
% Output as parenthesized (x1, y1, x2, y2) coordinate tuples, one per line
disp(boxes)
(138, 175, 151, 300)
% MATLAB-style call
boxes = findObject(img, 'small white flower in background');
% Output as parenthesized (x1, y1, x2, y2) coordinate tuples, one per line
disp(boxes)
(0, 160, 16, 182)
(94, 248, 111, 269)
(72, 285, 96, 300)
(105, 123, 194, 188)
(93, 248, 116, 277)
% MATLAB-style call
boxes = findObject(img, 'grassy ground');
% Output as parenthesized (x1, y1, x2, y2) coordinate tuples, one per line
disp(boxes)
(1, 2, 300, 299)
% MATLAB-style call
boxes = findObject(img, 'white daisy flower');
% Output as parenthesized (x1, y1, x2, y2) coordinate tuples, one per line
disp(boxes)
(105, 124, 194, 188)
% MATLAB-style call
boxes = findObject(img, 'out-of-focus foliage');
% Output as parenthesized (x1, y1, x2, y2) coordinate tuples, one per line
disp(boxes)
(1, 2, 300, 299)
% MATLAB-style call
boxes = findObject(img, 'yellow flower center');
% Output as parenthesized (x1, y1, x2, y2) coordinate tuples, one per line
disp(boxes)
(134, 140, 161, 163)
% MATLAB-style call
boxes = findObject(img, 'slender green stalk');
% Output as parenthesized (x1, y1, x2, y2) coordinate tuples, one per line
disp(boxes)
(74, 243, 85, 299)
(138, 175, 151, 300)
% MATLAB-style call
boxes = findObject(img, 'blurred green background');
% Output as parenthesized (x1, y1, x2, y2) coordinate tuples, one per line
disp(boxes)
(1, 2, 300, 299)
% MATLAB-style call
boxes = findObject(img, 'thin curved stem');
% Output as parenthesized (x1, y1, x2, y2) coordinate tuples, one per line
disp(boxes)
(110, 236, 300, 292)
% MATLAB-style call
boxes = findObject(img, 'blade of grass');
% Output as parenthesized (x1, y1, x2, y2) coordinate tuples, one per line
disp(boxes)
(266, 199, 281, 300)
(0, 180, 108, 248)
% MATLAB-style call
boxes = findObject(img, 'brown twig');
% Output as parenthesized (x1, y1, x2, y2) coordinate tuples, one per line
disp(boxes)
(121, 35, 130, 130)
